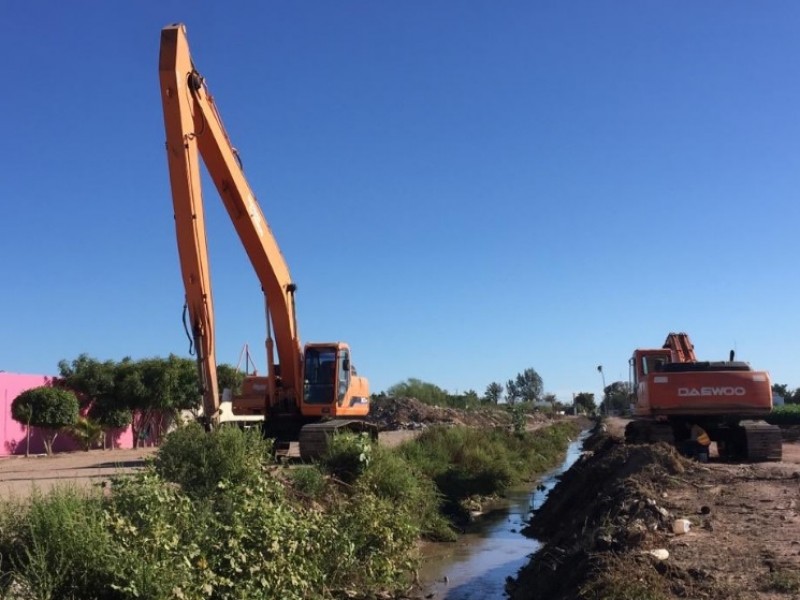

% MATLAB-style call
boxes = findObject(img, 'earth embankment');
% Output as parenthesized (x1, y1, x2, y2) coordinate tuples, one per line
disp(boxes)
(509, 418, 800, 600)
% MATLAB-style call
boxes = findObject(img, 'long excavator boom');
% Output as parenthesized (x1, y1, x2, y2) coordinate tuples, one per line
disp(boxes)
(159, 24, 303, 422)
(662, 332, 697, 363)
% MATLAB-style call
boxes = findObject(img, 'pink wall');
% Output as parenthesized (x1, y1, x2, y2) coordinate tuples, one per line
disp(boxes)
(0, 373, 133, 456)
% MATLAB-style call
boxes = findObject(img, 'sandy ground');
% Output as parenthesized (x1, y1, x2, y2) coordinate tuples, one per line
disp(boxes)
(0, 447, 159, 498)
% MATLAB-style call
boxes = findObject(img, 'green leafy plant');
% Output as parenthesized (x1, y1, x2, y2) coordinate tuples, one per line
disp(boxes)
(321, 431, 374, 484)
(154, 422, 273, 497)
(11, 387, 80, 455)
(68, 417, 103, 451)
(289, 465, 328, 498)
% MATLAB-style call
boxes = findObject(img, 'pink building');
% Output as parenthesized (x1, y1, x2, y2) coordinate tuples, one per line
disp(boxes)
(0, 372, 133, 456)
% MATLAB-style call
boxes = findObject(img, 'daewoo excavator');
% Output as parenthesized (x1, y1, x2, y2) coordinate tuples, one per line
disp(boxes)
(626, 332, 782, 461)
(159, 23, 375, 458)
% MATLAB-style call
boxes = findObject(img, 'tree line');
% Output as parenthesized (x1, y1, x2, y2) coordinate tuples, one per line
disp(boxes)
(772, 383, 800, 404)
(11, 354, 243, 454)
(377, 368, 583, 412)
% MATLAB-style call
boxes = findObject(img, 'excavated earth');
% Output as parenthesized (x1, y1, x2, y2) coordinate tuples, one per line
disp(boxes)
(366, 397, 528, 431)
(508, 418, 800, 600)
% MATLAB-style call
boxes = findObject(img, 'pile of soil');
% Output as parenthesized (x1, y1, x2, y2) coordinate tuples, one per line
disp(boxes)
(367, 397, 553, 432)
(508, 423, 800, 600)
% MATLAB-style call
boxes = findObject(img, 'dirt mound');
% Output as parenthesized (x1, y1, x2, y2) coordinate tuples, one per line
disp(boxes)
(509, 424, 800, 600)
(367, 397, 520, 431)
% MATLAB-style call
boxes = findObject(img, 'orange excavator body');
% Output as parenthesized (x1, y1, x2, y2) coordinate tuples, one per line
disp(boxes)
(627, 332, 780, 461)
(631, 332, 772, 418)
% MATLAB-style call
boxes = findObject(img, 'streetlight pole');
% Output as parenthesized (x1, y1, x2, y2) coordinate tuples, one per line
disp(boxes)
(597, 365, 606, 416)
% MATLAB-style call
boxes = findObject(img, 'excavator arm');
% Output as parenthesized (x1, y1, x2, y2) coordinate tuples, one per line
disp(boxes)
(663, 332, 697, 363)
(159, 24, 303, 422)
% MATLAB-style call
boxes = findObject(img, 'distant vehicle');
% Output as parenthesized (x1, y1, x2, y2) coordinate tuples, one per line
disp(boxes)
(626, 332, 781, 461)
(159, 23, 375, 458)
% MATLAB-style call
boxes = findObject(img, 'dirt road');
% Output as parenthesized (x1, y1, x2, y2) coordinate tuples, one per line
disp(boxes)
(0, 447, 159, 498)
(510, 418, 800, 599)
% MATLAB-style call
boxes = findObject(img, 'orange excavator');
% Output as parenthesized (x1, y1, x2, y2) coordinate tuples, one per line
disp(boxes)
(159, 23, 375, 458)
(626, 332, 782, 461)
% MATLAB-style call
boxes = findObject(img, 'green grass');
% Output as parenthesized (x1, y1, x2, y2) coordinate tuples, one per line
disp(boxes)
(399, 421, 579, 521)
(288, 465, 328, 498)
(761, 568, 800, 593)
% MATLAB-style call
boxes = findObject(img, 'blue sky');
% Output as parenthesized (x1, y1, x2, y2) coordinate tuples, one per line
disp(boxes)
(2, 2, 799, 403)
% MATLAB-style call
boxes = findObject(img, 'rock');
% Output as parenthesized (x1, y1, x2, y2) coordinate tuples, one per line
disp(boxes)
(672, 519, 691, 534)
(648, 548, 670, 560)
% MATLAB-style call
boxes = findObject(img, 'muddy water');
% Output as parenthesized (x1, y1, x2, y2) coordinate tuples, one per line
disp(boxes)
(418, 429, 591, 599)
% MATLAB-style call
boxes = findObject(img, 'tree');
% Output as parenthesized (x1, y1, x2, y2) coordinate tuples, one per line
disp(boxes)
(217, 364, 245, 395)
(60, 354, 133, 448)
(484, 382, 504, 404)
(386, 378, 450, 406)
(772, 383, 798, 404)
(514, 368, 544, 403)
(58, 354, 116, 402)
(542, 393, 558, 412)
(11, 387, 80, 455)
(87, 396, 132, 449)
(601, 381, 632, 415)
(505, 379, 520, 405)
(461, 389, 480, 408)
(115, 355, 201, 447)
(573, 392, 596, 415)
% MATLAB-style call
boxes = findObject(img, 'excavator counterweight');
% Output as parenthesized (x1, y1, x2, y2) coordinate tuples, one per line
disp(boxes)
(626, 332, 781, 461)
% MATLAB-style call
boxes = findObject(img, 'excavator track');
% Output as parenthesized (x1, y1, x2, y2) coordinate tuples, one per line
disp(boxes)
(741, 421, 782, 462)
(298, 419, 379, 461)
(625, 420, 675, 445)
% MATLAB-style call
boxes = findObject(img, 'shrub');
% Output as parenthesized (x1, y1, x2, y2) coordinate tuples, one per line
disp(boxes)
(154, 422, 273, 497)
(399, 422, 579, 521)
(2, 486, 117, 599)
(289, 465, 328, 499)
(104, 472, 213, 599)
(358, 444, 455, 541)
(325, 491, 418, 591)
(320, 431, 373, 484)
(68, 417, 103, 451)
(767, 404, 800, 425)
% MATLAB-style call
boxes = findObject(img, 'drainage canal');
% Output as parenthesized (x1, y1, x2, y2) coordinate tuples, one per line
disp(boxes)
(418, 428, 591, 599)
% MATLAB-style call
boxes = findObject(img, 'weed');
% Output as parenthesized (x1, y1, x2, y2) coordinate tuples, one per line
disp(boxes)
(358, 444, 455, 541)
(289, 465, 327, 498)
(3, 486, 117, 600)
(399, 422, 579, 521)
(320, 431, 373, 484)
(580, 562, 669, 600)
(761, 568, 800, 593)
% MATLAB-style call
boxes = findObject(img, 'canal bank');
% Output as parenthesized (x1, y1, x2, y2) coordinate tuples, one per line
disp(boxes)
(418, 427, 593, 599)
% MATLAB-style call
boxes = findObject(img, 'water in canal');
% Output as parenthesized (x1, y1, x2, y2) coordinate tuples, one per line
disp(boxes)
(418, 428, 591, 599)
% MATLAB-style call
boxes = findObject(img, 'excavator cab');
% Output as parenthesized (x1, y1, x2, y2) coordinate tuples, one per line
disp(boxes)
(300, 343, 369, 418)
(631, 349, 672, 384)
(303, 347, 337, 405)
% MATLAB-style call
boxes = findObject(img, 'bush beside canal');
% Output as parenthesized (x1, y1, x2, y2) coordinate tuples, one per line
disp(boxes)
(0, 419, 580, 599)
